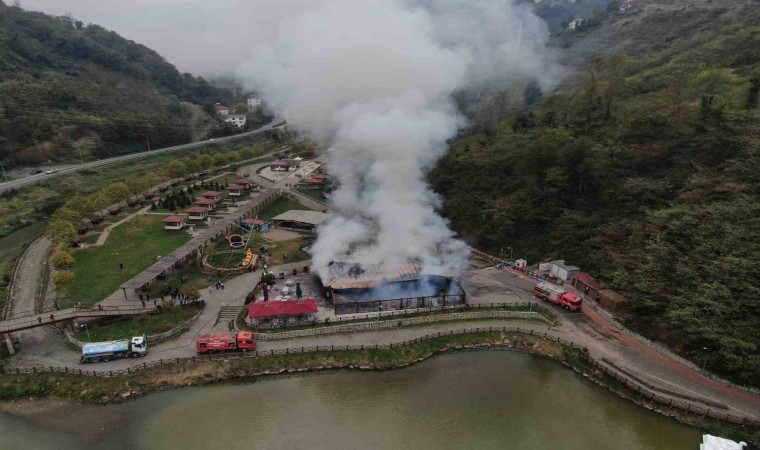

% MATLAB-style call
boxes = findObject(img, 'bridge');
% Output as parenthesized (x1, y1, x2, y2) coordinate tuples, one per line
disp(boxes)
(1, 304, 155, 334)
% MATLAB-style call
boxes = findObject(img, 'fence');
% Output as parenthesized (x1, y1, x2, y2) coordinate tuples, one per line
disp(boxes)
(572, 286, 760, 396)
(253, 310, 552, 341)
(474, 247, 760, 397)
(250, 302, 555, 336)
(2, 325, 757, 427)
(0, 304, 155, 334)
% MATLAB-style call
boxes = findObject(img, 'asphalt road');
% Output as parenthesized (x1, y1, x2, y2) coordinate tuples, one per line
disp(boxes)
(0, 117, 286, 194)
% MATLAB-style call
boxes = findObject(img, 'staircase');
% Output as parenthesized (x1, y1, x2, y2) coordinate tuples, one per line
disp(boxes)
(218, 306, 241, 322)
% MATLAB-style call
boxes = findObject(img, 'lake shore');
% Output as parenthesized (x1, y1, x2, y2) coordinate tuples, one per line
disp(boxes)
(1, 330, 756, 443)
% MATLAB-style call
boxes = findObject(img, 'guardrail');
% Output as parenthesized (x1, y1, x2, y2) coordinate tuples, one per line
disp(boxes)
(2, 326, 757, 427)
(0, 305, 155, 334)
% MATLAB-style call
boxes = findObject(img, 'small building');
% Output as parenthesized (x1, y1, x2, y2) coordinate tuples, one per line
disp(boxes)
(236, 178, 254, 189)
(214, 103, 229, 117)
(227, 184, 245, 197)
(161, 215, 187, 230)
(240, 218, 266, 231)
(194, 198, 217, 211)
(185, 206, 209, 221)
(247, 97, 261, 111)
(271, 210, 330, 233)
(271, 159, 293, 171)
(201, 191, 222, 201)
(302, 176, 325, 189)
(108, 205, 121, 215)
(597, 289, 627, 311)
(246, 299, 319, 327)
(224, 114, 247, 128)
(548, 260, 580, 282)
(571, 272, 605, 299)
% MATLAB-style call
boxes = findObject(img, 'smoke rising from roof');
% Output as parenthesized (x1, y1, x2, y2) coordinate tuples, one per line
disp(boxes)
(235, 0, 556, 281)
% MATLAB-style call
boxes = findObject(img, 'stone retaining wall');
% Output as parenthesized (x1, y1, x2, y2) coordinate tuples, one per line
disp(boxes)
(253, 310, 550, 341)
(64, 308, 203, 348)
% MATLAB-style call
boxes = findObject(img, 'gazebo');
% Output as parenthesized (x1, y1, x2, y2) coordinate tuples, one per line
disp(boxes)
(227, 184, 246, 197)
(185, 206, 209, 221)
(201, 190, 222, 201)
(246, 299, 318, 327)
(161, 215, 187, 230)
(195, 198, 217, 211)
(236, 178, 254, 189)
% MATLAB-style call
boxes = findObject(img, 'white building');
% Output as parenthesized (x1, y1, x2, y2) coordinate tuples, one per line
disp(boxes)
(247, 97, 261, 111)
(548, 260, 580, 282)
(225, 114, 247, 128)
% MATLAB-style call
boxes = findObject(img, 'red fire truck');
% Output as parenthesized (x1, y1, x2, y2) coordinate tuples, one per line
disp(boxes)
(195, 332, 257, 354)
(532, 281, 583, 311)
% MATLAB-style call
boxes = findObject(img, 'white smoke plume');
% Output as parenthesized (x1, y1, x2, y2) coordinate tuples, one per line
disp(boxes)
(236, 0, 556, 281)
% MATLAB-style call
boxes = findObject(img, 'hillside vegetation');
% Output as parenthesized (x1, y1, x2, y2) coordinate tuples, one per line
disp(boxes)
(432, 2, 760, 386)
(0, 2, 234, 166)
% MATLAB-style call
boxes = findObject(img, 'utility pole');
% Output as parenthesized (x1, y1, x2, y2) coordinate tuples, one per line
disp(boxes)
(77, 147, 84, 165)
(144, 134, 151, 152)
(0, 162, 7, 182)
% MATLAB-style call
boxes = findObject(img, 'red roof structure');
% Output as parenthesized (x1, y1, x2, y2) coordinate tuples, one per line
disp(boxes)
(236, 178, 253, 185)
(247, 299, 318, 319)
(214, 104, 228, 111)
(272, 159, 292, 168)
(310, 174, 327, 180)
(228, 184, 245, 190)
(185, 206, 209, 213)
(201, 190, 221, 197)
(241, 218, 264, 225)
(161, 215, 186, 223)
(305, 177, 324, 184)
(573, 272, 604, 290)
(195, 198, 217, 205)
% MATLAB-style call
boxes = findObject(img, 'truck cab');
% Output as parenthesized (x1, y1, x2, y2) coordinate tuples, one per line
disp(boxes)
(131, 336, 148, 356)
(236, 332, 257, 351)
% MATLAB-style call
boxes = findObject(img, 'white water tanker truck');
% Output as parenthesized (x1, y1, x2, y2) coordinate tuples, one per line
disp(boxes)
(80, 336, 147, 363)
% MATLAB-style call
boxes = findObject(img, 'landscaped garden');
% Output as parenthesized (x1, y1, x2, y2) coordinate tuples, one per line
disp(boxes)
(62, 215, 192, 308)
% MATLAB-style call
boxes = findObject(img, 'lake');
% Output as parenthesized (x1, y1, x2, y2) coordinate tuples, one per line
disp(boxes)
(0, 350, 702, 449)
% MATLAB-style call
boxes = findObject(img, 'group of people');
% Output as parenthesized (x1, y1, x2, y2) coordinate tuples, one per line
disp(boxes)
(208, 280, 225, 293)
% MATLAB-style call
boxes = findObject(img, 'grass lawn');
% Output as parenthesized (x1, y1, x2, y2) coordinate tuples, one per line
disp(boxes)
(258, 197, 310, 220)
(73, 306, 199, 341)
(63, 214, 192, 308)
(295, 188, 327, 203)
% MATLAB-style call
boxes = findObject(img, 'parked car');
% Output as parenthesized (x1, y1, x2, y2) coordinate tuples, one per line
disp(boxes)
(29, 169, 42, 175)
(45, 169, 58, 174)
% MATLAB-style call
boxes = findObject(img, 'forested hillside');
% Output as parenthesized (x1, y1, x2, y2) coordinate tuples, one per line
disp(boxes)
(0, 2, 234, 166)
(432, 2, 760, 386)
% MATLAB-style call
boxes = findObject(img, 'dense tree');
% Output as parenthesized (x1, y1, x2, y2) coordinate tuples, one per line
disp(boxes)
(432, 4, 760, 386)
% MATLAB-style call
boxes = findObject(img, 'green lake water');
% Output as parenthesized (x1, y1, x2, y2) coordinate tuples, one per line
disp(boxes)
(0, 350, 702, 449)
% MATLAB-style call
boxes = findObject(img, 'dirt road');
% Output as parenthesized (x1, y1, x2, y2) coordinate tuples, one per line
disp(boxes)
(5, 238, 72, 365)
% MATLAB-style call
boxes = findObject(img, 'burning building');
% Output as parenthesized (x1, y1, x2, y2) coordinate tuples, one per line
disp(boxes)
(321, 262, 466, 315)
